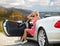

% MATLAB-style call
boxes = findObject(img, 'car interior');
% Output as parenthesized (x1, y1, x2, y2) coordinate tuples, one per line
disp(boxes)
(2, 20, 34, 37)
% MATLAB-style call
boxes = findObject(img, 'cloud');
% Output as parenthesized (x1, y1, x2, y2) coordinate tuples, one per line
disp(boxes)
(0, 0, 50, 7)
(9, 0, 25, 6)
(0, 0, 25, 6)
(0, 1, 7, 4)
(25, 0, 50, 7)
(0, 0, 59, 11)
(27, 0, 39, 2)
(36, 0, 50, 5)
(0, 0, 51, 11)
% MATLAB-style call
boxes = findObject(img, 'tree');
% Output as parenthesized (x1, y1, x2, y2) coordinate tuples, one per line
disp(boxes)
(9, 10, 26, 20)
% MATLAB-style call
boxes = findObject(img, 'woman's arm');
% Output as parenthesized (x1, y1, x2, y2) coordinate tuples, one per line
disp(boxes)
(27, 12, 34, 20)
(27, 15, 33, 20)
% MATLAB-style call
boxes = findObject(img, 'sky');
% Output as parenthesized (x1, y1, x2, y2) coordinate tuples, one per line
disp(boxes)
(0, 0, 60, 12)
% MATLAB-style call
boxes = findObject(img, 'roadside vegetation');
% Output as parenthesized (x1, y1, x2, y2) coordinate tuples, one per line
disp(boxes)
(0, 7, 27, 32)
(0, 21, 2, 32)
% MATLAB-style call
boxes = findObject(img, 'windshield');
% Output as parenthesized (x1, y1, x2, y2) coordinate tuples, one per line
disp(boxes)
(40, 12, 60, 18)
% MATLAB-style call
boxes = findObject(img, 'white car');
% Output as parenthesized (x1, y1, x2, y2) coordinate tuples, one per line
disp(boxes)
(2, 16, 60, 46)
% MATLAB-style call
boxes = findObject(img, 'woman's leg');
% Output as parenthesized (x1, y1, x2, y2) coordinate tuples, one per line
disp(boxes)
(20, 29, 28, 41)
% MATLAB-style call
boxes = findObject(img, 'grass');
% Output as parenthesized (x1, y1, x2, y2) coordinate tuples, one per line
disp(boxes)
(0, 21, 2, 32)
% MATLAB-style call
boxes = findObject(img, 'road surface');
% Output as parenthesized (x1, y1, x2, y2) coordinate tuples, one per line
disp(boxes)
(0, 33, 60, 46)
(0, 33, 39, 46)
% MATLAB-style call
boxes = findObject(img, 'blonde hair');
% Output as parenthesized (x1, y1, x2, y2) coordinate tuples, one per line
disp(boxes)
(33, 10, 40, 19)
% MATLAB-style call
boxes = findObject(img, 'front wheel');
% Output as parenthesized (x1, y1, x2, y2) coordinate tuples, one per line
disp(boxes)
(37, 28, 49, 46)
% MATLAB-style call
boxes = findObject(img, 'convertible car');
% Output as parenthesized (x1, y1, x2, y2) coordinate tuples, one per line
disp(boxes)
(2, 16, 60, 46)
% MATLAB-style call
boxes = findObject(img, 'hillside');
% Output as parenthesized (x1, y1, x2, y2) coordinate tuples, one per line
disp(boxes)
(9, 7, 32, 16)
(0, 7, 11, 20)
(0, 7, 32, 21)
(0, 7, 32, 32)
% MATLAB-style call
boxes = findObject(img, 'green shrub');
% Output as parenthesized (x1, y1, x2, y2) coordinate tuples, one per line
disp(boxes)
(0, 21, 2, 32)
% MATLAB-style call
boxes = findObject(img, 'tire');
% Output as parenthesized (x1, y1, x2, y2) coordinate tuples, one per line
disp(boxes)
(37, 28, 49, 46)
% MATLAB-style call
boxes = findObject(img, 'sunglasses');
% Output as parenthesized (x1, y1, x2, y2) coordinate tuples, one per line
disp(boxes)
(31, 15, 35, 17)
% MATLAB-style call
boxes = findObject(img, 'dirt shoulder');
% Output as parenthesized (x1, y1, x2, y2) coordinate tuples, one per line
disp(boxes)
(0, 33, 20, 46)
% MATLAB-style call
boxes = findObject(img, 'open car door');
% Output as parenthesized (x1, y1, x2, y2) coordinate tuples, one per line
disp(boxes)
(2, 20, 33, 37)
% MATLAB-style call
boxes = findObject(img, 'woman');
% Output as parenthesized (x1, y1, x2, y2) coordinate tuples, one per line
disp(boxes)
(19, 11, 40, 44)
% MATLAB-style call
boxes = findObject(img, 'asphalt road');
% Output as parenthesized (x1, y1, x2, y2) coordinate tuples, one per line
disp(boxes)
(5, 40, 39, 46)
(0, 33, 60, 46)
(0, 33, 39, 46)
(5, 40, 60, 46)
